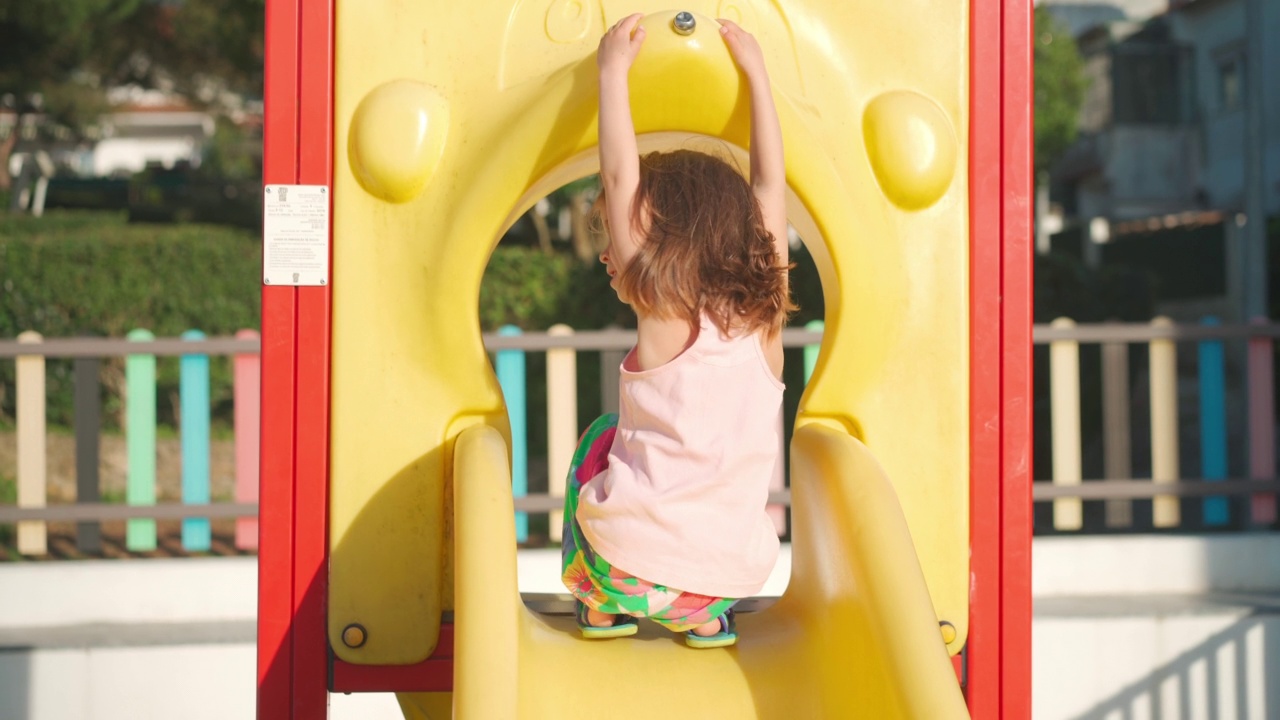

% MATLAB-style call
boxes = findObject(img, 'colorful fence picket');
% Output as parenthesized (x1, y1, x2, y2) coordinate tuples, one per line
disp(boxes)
(234, 330, 261, 550)
(1042, 316, 1280, 532)
(180, 329, 212, 550)
(126, 329, 158, 551)
(16, 331, 46, 554)
(496, 325, 529, 543)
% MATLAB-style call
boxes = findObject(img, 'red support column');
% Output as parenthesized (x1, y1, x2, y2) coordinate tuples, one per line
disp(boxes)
(969, 0, 1033, 715)
(292, 0, 336, 717)
(1000, 0, 1035, 715)
(967, 0, 1005, 715)
(257, 1, 300, 718)
(258, 0, 336, 717)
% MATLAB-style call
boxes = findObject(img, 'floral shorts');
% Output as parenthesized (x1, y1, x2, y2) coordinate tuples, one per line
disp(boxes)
(560, 414, 738, 632)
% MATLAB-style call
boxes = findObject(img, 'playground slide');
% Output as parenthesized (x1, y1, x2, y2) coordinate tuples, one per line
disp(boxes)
(396, 421, 968, 719)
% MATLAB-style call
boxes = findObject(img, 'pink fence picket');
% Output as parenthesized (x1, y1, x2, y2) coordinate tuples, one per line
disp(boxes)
(235, 329, 262, 549)
(1247, 317, 1277, 525)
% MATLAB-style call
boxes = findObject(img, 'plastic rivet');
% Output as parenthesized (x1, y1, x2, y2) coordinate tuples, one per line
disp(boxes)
(342, 623, 367, 649)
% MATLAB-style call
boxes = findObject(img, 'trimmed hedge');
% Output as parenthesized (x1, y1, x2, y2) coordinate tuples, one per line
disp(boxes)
(0, 211, 261, 338)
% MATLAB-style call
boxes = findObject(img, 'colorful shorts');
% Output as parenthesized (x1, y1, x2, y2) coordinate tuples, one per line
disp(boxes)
(560, 414, 738, 632)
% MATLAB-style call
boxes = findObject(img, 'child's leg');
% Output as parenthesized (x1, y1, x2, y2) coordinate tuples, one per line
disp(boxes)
(561, 415, 631, 629)
(560, 414, 617, 569)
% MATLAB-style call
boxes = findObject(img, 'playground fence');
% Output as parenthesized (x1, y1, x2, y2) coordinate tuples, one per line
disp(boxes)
(2, 317, 1278, 556)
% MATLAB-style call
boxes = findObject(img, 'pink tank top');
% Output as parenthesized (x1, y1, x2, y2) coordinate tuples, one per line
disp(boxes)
(576, 315, 784, 598)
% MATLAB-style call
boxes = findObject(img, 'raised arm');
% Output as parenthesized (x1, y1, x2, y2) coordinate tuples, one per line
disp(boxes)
(719, 19, 788, 265)
(597, 13, 647, 267)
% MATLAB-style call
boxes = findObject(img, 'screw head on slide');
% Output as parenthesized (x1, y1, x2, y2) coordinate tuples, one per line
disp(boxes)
(672, 11, 696, 35)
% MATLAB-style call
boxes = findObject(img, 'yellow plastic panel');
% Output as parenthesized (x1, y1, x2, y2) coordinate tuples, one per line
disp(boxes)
(330, 0, 971, 665)
(400, 423, 967, 718)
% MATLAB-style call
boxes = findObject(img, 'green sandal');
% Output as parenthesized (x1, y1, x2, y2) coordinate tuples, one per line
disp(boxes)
(685, 609, 738, 649)
(576, 601, 638, 639)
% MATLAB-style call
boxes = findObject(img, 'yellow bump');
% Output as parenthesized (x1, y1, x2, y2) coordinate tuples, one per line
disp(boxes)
(862, 91, 957, 211)
(939, 621, 957, 645)
(545, 0, 593, 43)
(348, 80, 449, 203)
(342, 623, 367, 649)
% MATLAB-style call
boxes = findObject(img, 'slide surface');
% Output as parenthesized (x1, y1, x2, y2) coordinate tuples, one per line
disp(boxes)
(396, 422, 968, 719)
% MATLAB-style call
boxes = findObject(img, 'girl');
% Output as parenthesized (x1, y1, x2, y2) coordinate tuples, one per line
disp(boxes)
(560, 13, 793, 649)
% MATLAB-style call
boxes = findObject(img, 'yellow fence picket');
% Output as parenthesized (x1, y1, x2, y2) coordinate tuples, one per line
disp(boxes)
(1149, 316, 1180, 527)
(546, 325, 577, 542)
(1049, 318, 1083, 530)
(16, 331, 47, 555)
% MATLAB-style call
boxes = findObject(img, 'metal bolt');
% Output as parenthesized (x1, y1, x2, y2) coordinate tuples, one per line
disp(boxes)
(342, 623, 367, 649)
(672, 11, 695, 35)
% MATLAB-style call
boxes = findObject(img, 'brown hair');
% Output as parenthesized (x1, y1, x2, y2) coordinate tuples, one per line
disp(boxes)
(597, 149, 795, 338)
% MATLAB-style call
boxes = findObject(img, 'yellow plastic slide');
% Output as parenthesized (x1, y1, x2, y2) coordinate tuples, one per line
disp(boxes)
(396, 422, 966, 718)
(328, 2, 974, 716)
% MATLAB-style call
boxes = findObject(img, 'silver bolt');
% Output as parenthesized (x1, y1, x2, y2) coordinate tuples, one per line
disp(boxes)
(672, 11, 695, 35)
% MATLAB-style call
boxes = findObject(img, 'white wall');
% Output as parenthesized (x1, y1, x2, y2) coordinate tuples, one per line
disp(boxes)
(1, 538, 1277, 720)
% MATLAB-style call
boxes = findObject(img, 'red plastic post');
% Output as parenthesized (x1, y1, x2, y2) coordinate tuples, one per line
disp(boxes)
(257, 0, 301, 718)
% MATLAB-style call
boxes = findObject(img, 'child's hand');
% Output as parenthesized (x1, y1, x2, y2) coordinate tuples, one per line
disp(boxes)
(598, 13, 647, 75)
(717, 19, 767, 80)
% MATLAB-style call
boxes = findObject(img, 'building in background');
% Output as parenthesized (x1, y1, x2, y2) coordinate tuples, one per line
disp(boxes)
(1045, 0, 1278, 321)
(91, 87, 216, 177)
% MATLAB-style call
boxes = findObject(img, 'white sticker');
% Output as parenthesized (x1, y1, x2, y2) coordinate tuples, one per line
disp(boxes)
(263, 184, 330, 286)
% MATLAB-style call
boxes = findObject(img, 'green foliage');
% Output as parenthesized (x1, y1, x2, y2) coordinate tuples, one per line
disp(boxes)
(0, 1, 145, 156)
(93, 0, 265, 101)
(0, 2, 146, 95)
(1034, 250, 1155, 323)
(0, 473, 14, 545)
(0, 211, 261, 429)
(1034, 6, 1086, 175)
(480, 246, 632, 331)
(0, 0, 266, 190)
(201, 117, 260, 182)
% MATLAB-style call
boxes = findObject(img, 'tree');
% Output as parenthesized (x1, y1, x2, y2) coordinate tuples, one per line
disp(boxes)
(0, 1, 146, 192)
(96, 0, 264, 108)
(0, 0, 265, 194)
(1034, 6, 1086, 175)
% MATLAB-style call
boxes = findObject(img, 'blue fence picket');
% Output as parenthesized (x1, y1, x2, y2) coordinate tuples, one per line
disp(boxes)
(496, 325, 528, 543)
(181, 330, 212, 550)
(1197, 317, 1229, 526)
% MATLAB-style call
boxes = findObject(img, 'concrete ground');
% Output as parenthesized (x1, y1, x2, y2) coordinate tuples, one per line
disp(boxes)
(2, 537, 1278, 719)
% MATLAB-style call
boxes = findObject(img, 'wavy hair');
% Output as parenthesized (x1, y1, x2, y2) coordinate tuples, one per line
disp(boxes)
(596, 149, 795, 338)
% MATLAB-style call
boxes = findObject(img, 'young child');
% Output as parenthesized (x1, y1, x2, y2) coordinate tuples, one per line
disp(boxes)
(559, 13, 793, 649)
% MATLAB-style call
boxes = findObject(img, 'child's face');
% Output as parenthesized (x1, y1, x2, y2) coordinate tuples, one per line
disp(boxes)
(599, 240, 623, 293)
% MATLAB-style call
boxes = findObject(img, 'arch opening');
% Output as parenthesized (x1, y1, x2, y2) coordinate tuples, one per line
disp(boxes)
(475, 141, 831, 601)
